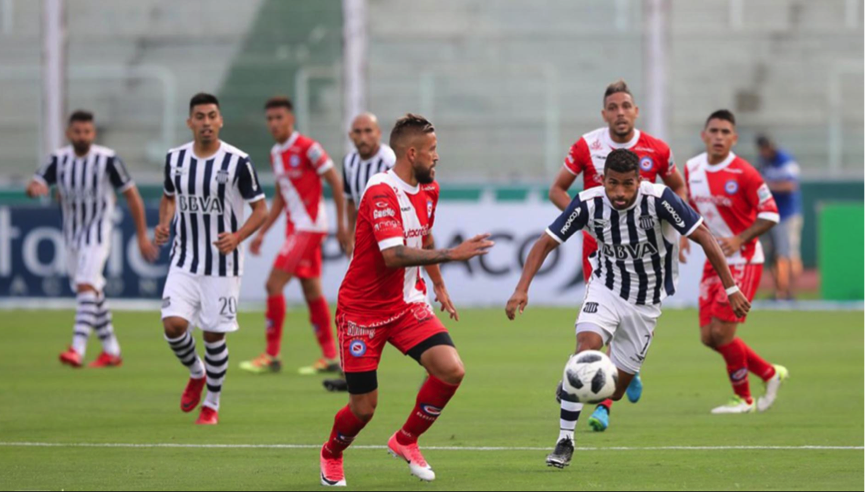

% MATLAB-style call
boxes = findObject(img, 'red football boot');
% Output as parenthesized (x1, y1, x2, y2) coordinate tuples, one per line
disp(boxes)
(59, 348, 83, 368)
(181, 376, 206, 413)
(88, 352, 123, 368)
(195, 406, 218, 425)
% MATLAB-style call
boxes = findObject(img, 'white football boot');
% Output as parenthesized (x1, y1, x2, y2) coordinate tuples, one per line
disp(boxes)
(711, 395, 756, 414)
(387, 432, 435, 482)
(757, 364, 789, 412)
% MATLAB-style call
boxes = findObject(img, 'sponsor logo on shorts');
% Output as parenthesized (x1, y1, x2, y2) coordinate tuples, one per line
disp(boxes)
(724, 180, 739, 195)
(582, 302, 599, 314)
(349, 339, 367, 357)
(639, 156, 654, 171)
(346, 321, 376, 340)
(162, 296, 171, 308)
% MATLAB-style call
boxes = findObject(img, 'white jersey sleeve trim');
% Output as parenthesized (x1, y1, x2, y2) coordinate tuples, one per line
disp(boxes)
(562, 163, 578, 176)
(32, 174, 48, 186)
(163, 188, 175, 197)
(378, 237, 404, 251)
(117, 181, 135, 193)
(757, 212, 780, 223)
(683, 216, 704, 237)
(544, 227, 564, 244)
(245, 192, 266, 204)
(316, 159, 335, 175)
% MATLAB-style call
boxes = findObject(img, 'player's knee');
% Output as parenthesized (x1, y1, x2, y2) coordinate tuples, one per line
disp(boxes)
(76, 283, 97, 294)
(203, 331, 225, 343)
(349, 398, 376, 423)
(700, 331, 716, 348)
(265, 278, 282, 296)
(439, 361, 465, 385)
(610, 390, 626, 402)
(300, 280, 322, 301)
(163, 318, 187, 339)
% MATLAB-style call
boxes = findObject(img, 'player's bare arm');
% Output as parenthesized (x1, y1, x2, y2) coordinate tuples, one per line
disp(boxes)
(214, 198, 267, 255)
(346, 199, 358, 251)
(422, 234, 459, 321)
(25, 178, 50, 198)
(548, 167, 577, 211)
(154, 193, 175, 246)
(321, 167, 351, 256)
(505, 233, 560, 320)
(250, 182, 283, 256)
(717, 218, 776, 257)
(381, 233, 493, 269)
(122, 185, 158, 262)
(688, 222, 750, 318)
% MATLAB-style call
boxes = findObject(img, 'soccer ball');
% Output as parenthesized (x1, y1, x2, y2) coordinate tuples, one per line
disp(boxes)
(561, 350, 618, 404)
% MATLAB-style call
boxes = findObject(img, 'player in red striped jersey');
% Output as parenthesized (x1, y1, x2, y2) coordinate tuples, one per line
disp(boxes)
(548, 79, 688, 432)
(682, 110, 788, 414)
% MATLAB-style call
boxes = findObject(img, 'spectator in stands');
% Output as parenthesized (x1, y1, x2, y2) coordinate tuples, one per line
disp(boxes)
(756, 135, 802, 300)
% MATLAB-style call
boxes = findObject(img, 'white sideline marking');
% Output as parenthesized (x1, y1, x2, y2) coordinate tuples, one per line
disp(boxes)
(0, 442, 860, 451)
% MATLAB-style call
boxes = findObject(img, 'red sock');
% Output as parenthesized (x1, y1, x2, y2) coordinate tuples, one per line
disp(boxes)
(265, 294, 286, 357)
(599, 399, 613, 410)
(715, 339, 752, 402)
(741, 339, 776, 381)
(322, 405, 369, 459)
(396, 375, 460, 445)
(308, 297, 336, 360)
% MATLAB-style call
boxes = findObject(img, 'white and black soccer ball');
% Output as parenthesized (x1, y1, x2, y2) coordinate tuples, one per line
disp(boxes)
(561, 350, 618, 404)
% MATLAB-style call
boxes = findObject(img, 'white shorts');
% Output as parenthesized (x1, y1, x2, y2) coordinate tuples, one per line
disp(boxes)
(575, 282, 661, 374)
(161, 269, 242, 333)
(66, 243, 111, 291)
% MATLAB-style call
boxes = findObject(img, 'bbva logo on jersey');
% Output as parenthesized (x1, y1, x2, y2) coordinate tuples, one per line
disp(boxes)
(178, 196, 225, 214)
(600, 241, 659, 259)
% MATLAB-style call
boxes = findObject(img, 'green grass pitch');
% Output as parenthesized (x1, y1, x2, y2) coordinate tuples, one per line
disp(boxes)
(0, 307, 862, 490)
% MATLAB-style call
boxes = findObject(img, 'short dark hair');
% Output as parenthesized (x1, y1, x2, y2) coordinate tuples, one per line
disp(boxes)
(755, 134, 773, 148)
(189, 92, 220, 112)
(705, 109, 736, 128)
(264, 96, 293, 112)
(604, 148, 640, 175)
(68, 110, 94, 125)
(603, 79, 633, 106)
(389, 113, 435, 150)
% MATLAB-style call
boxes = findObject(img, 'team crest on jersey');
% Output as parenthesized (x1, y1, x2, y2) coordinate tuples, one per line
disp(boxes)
(349, 339, 367, 357)
(639, 215, 655, 230)
(427, 200, 433, 217)
(215, 169, 230, 184)
(724, 180, 739, 195)
(639, 156, 654, 171)
(289, 155, 301, 168)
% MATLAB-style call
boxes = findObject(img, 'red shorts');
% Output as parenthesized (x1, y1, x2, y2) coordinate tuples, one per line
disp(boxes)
(337, 303, 448, 373)
(273, 230, 325, 279)
(582, 231, 597, 282)
(699, 262, 763, 327)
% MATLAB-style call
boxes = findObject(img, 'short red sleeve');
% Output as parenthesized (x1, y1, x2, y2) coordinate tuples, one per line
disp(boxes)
(564, 138, 590, 175)
(658, 145, 676, 179)
(363, 183, 404, 250)
(427, 182, 440, 229)
(745, 167, 779, 222)
(307, 141, 334, 174)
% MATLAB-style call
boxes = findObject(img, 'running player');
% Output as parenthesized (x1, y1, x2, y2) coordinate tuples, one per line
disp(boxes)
(506, 148, 749, 469)
(682, 110, 788, 414)
(155, 93, 267, 425)
(240, 96, 349, 376)
(548, 79, 689, 431)
(318, 114, 493, 486)
(322, 112, 396, 393)
(26, 110, 157, 368)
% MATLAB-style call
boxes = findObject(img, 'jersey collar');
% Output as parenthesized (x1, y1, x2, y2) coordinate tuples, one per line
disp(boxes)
(603, 128, 641, 150)
(703, 151, 736, 172)
(275, 131, 299, 152)
(387, 169, 420, 194)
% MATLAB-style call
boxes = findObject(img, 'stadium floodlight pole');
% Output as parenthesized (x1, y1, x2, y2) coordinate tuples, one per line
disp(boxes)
(41, 0, 66, 160)
(642, 0, 669, 142)
(342, 0, 368, 155)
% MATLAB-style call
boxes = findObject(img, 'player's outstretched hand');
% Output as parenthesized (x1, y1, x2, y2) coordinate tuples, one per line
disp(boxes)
(138, 236, 159, 263)
(728, 290, 751, 318)
(449, 233, 494, 261)
(718, 236, 744, 257)
(26, 180, 49, 198)
(154, 224, 171, 246)
(214, 232, 241, 254)
(434, 283, 458, 321)
(249, 233, 264, 256)
(679, 235, 691, 263)
(505, 290, 528, 320)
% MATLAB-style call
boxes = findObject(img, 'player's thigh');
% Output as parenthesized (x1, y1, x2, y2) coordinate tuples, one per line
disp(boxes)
(161, 270, 201, 330)
(198, 276, 242, 333)
(418, 344, 464, 385)
(299, 276, 323, 301)
(336, 310, 389, 376)
(608, 299, 659, 375)
(70, 244, 109, 292)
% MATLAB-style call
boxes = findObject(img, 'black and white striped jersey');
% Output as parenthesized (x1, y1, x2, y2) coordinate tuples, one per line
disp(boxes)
(546, 182, 703, 305)
(163, 141, 265, 277)
(342, 144, 396, 204)
(34, 145, 134, 249)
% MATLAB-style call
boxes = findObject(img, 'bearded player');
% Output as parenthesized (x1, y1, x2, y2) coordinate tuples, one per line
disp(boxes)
(682, 110, 788, 414)
(241, 96, 349, 376)
(548, 79, 688, 431)
(318, 114, 493, 486)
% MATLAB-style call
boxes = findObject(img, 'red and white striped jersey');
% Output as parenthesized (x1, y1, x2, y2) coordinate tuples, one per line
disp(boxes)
(564, 127, 676, 189)
(337, 170, 439, 318)
(684, 152, 780, 265)
(270, 131, 333, 233)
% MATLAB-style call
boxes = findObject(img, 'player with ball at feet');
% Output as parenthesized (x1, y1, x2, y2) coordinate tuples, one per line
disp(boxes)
(505, 148, 750, 469)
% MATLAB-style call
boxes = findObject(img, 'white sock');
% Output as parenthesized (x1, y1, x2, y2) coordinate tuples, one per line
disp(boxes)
(203, 339, 229, 411)
(558, 400, 583, 442)
(72, 291, 98, 356)
(166, 331, 205, 379)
